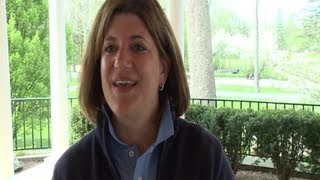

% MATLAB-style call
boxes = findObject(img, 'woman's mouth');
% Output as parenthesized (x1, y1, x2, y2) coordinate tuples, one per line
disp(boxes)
(112, 80, 137, 93)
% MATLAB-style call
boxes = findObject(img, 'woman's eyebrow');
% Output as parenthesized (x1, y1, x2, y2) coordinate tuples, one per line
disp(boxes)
(104, 36, 117, 42)
(130, 35, 147, 41)
(103, 35, 149, 43)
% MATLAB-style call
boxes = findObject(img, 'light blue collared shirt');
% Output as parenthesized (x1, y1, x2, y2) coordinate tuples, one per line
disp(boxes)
(105, 99, 174, 180)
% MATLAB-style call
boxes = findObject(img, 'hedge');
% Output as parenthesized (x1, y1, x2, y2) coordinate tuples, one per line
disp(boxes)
(185, 104, 320, 180)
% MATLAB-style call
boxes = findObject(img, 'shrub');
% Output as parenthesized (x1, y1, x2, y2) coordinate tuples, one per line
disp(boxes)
(208, 108, 256, 174)
(185, 104, 213, 130)
(248, 110, 306, 180)
(186, 105, 320, 178)
(300, 111, 320, 174)
(70, 107, 95, 144)
(186, 105, 255, 174)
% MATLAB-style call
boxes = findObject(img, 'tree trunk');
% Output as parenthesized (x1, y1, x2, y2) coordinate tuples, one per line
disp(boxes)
(254, 0, 261, 92)
(186, 0, 216, 99)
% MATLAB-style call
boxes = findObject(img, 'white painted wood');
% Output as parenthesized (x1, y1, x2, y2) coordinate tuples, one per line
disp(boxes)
(0, 0, 14, 178)
(49, 0, 69, 159)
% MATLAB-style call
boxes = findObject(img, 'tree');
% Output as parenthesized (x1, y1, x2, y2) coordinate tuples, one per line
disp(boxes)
(254, 0, 261, 92)
(186, 0, 216, 98)
(66, 0, 104, 68)
(66, 23, 77, 76)
(302, 1, 320, 52)
(284, 15, 305, 51)
(275, 8, 287, 50)
(210, 0, 250, 36)
(281, 1, 320, 101)
(7, 0, 50, 98)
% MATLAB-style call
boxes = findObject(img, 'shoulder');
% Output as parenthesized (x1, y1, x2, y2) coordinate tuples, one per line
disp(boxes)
(168, 118, 235, 179)
(52, 130, 96, 179)
(170, 118, 226, 165)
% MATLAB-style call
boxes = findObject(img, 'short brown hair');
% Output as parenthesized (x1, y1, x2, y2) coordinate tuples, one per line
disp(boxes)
(79, 0, 190, 123)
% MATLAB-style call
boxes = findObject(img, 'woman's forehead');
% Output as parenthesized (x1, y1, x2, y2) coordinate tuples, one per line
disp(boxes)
(104, 14, 152, 41)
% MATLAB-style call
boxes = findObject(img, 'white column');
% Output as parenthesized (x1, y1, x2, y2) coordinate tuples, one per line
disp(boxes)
(169, 0, 185, 60)
(0, 0, 14, 179)
(49, 0, 69, 158)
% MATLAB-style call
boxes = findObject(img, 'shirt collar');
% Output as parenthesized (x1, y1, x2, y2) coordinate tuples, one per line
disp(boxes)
(103, 97, 174, 148)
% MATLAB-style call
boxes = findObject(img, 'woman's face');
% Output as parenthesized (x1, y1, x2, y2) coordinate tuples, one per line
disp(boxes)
(100, 13, 169, 120)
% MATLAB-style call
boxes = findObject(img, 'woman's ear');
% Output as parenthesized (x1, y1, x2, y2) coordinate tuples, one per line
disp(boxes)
(160, 58, 171, 84)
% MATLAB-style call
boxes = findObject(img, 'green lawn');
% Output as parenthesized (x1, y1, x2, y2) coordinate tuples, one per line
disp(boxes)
(14, 133, 50, 150)
(216, 84, 298, 94)
(216, 101, 319, 112)
(67, 76, 79, 97)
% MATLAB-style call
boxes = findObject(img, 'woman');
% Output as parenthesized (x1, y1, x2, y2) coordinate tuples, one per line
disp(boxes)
(53, 0, 234, 179)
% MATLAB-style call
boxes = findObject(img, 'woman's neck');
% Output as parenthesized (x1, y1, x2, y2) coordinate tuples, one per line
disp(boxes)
(111, 107, 161, 155)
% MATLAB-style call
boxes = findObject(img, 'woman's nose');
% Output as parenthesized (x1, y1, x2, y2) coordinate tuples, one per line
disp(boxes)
(114, 48, 133, 69)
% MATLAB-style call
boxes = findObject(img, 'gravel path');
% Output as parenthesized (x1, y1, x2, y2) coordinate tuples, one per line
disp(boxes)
(236, 170, 311, 180)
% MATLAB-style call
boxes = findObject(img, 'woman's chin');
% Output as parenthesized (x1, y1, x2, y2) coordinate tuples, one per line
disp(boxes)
(111, 105, 136, 118)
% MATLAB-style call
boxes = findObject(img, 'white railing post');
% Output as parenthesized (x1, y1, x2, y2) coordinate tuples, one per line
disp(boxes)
(49, 0, 69, 159)
(169, 0, 185, 61)
(0, 0, 14, 178)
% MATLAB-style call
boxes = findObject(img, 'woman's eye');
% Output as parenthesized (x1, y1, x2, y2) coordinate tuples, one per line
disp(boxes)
(132, 44, 146, 52)
(104, 45, 116, 53)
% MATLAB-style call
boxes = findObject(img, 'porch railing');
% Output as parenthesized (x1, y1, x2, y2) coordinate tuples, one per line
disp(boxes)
(11, 97, 78, 151)
(11, 97, 320, 151)
(191, 98, 320, 112)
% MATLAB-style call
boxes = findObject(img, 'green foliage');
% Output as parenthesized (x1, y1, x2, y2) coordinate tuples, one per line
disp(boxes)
(186, 105, 320, 178)
(285, 16, 306, 51)
(212, 40, 229, 70)
(186, 105, 255, 174)
(6, 0, 49, 40)
(300, 111, 320, 174)
(7, 16, 49, 98)
(7, 0, 76, 98)
(209, 108, 256, 174)
(70, 107, 95, 144)
(302, 1, 320, 52)
(248, 110, 307, 180)
(66, 23, 77, 67)
(210, 5, 249, 36)
(185, 104, 213, 130)
(275, 9, 287, 50)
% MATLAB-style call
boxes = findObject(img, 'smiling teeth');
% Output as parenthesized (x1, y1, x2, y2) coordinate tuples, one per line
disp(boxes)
(115, 81, 135, 85)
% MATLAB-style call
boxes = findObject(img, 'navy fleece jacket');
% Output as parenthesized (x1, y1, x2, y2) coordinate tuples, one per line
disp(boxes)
(52, 110, 235, 180)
